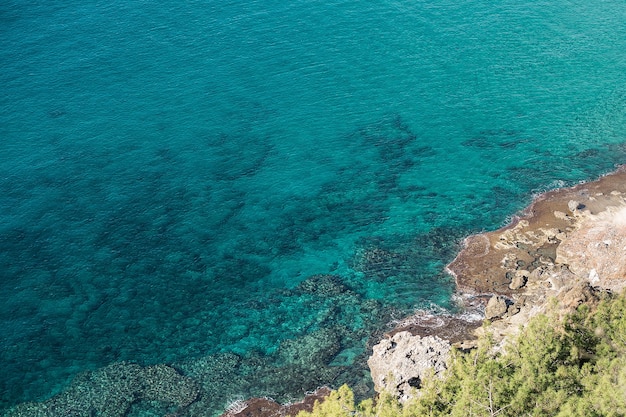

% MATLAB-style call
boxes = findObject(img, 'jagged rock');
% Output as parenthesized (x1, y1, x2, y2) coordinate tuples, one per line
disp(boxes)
(367, 331, 450, 401)
(509, 270, 529, 290)
(503, 301, 521, 318)
(560, 282, 603, 311)
(485, 295, 508, 320)
(568, 200, 582, 213)
(389, 312, 482, 345)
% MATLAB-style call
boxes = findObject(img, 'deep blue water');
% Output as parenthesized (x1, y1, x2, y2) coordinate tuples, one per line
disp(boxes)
(2, 0, 626, 415)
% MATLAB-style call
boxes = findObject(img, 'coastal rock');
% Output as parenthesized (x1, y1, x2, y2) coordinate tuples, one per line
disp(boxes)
(388, 311, 482, 345)
(443, 167, 626, 348)
(509, 270, 529, 290)
(219, 387, 332, 417)
(367, 331, 450, 401)
(485, 295, 509, 320)
(556, 205, 626, 292)
(447, 166, 626, 296)
(560, 282, 603, 311)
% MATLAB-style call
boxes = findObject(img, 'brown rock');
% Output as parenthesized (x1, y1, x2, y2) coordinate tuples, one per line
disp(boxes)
(447, 166, 626, 296)
(220, 387, 332, 417)
(560, 282, 603, 311)
(388, 312, 481, 345)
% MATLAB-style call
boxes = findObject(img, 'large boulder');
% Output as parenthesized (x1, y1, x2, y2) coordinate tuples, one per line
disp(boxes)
(509, 270, 529, 290)
(367, 331, 450, 401)
(485, 295, 509, 320)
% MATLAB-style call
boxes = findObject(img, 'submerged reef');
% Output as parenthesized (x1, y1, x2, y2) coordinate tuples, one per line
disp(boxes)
(5, 362, 199, 417)
(2, 272, 392, 417)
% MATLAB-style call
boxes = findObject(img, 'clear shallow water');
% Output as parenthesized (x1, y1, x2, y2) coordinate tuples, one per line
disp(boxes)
(2, 0, 626, 414)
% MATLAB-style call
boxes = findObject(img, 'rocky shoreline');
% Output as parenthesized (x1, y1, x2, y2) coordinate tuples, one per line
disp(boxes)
(6, 167, 626, 417)
(220, 164, 626, 411)
(369, 165, 626, 399)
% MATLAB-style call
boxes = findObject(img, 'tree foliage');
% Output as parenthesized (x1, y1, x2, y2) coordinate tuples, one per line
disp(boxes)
(296, 291, 626, 417)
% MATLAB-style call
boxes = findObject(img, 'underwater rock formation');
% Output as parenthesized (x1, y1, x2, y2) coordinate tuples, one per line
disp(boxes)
(352, 247, 406, 281)
(276, 328, 341, 368)
(5, 362, 199, 417)
(294, 274, 351, 296)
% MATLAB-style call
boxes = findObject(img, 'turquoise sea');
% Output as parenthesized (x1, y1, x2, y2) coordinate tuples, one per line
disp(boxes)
(2, 0, 626, 415)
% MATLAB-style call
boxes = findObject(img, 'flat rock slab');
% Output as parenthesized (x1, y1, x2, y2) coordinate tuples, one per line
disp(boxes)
(447, 166, 626, 295)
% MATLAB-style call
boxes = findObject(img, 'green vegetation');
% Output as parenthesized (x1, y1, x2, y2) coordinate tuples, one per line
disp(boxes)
(297, 292, 626, 417)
